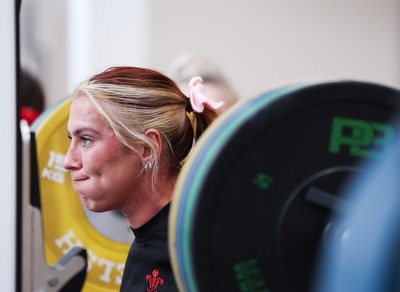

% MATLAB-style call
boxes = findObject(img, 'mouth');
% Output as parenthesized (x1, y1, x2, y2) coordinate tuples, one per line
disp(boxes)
(72, 177, 89, 183)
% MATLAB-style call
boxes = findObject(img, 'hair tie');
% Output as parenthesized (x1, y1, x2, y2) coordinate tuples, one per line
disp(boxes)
(188, 76, 224, 113)
(186, 100, 193, 113)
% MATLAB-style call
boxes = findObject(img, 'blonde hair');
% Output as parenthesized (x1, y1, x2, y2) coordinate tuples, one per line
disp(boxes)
(74, 66, 217, 189)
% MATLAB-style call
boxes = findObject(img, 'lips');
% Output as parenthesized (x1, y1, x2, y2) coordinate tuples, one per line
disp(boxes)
(72, 176, 89, 182)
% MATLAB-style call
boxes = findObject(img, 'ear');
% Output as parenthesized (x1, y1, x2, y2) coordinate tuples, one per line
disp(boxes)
(141, 129, 162, 165)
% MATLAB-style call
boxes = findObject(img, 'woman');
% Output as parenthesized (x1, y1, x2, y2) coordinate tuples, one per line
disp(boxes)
(63, 66, 222, 291)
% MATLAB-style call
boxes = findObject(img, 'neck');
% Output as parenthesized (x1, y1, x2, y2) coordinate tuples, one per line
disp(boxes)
(126, 198, 170, 229)
(123, 174, 177, 229)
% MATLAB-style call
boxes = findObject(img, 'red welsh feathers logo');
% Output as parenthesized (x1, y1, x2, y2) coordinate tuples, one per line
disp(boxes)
(146, 269, 165, 292)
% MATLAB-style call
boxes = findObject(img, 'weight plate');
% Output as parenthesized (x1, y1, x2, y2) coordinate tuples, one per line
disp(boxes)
(31, 97, 132, 292)
(169, 80, 400, 292)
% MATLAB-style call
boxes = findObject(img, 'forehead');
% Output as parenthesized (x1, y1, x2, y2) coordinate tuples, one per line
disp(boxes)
(67, 95, 110, 133)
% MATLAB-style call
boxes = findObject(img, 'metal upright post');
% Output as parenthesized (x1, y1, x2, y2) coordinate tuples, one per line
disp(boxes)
(0, 0, 17, 291)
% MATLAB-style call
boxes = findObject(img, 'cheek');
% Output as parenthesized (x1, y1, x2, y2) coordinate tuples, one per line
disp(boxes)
(93, 149, 136, 177)
(81, 148, 112, 174)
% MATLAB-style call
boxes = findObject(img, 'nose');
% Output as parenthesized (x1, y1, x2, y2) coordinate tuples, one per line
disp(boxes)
(63, 142, 82, 170)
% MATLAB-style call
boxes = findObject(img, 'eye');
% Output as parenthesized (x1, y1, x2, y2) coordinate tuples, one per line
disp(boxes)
(80, 136, 92, 146)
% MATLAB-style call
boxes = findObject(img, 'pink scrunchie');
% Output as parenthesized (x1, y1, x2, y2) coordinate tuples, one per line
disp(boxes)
(188, 76, 224, 113)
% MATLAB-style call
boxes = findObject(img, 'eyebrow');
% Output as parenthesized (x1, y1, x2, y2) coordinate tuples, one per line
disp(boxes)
(68, 127, 101, 137)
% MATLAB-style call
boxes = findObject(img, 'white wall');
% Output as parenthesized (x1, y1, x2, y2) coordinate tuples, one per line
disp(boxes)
(152, 0, 400, 98)
(20, 0, 400, 106)
(66, 0, 152, 93)
(20, 0, 68, 107)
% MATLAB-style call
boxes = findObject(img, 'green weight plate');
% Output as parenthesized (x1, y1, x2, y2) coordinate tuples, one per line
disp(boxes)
(169, 80, 400, 292)
(169, 81, 306, 292)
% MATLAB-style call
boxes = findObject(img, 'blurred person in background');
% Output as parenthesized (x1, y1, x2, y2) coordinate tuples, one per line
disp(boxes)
(169, 52, 239, 115)
(20, 69, 45, 125)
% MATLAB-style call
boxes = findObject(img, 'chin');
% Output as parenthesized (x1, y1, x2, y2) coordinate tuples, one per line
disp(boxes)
(79, 196, 97, 212)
